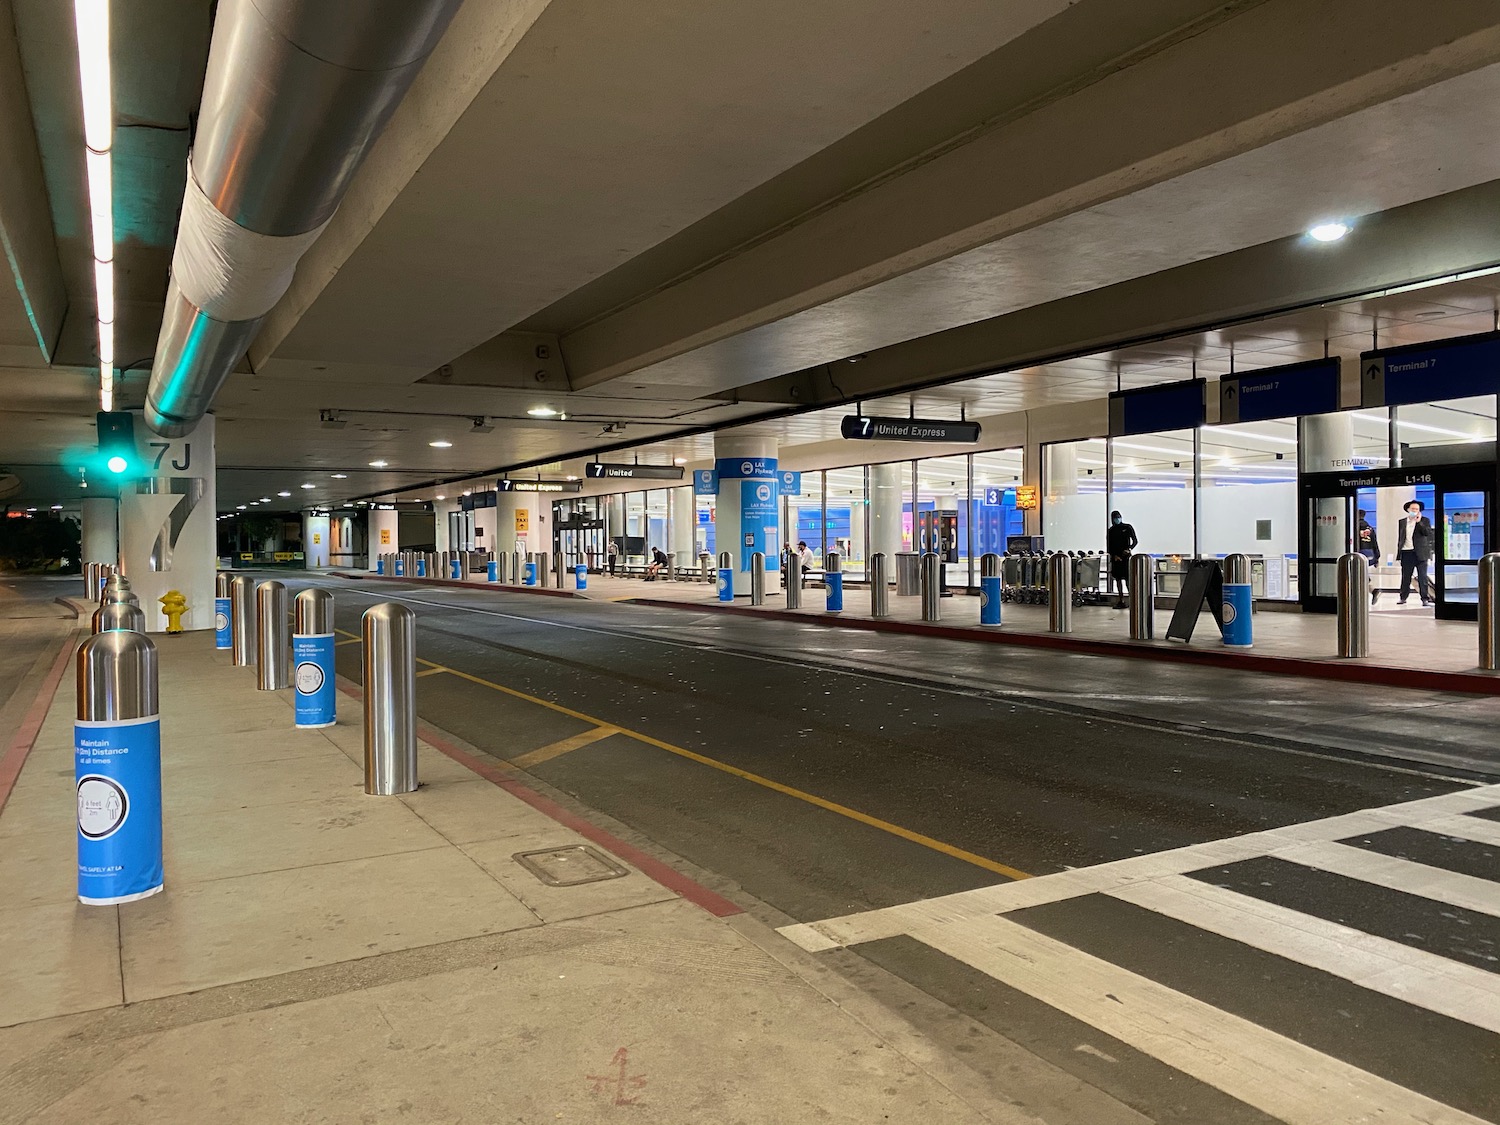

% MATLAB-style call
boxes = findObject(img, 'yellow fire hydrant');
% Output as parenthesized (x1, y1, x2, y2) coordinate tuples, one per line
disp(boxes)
(159, 590, 188, 634)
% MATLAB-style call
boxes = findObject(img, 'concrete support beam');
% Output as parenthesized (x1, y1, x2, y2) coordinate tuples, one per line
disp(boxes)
(560, 0, 1500, 390)
(0, 0, 65, 363)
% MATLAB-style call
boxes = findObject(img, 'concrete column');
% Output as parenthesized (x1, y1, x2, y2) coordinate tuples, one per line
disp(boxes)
(1303, 414, 1356, 564)
(667, 486, 695, 561)
(1044, 443, 1079, 497)
(869, 461, 903, 566)
(432, 499, 459, 553)
(495, 493, 538, 555)
(80, 496, 118, 567)
(302, 512, 330, 567)
(118, 414, 217, 633)
(473, 503, 499, 555)
(367, 508, 398, 568)
(605, 494, 625, 539)
(714, 434, 779, 596)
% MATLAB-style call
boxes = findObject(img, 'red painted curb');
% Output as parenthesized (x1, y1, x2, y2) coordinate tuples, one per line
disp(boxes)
(0, 635, 77, 819)
(627, 597, 1500, 697)
(334, 678, 743, 918)
(328, 571, 580, 599)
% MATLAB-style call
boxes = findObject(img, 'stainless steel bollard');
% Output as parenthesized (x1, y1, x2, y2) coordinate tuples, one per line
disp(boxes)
(101, 573, 130, 602)
(1128, 553, 1154, 640)
(295, 588, 333, 635)
(1481, 554, 1500, 670)
(786, 554, 802, 608)
(1224, 552, 1250, 586)
(921, 552, 941, 622)
(550, 552, 562, 587)
(1336, 552, 1370, 658)
(870, 552, 890, 618)
(363, 603, 417, 795)
(100, 586, 139, 607)
(256, 581, 291, 690)
(92, 600, 145, 633)
(666, 552, 677, 581)
(718, 551, 731, 571)
(294, 588, 337, 728)
(751, 552, 766, 605)
(231, 574, 256, 666)
(700, 553, 712, 583)
(1048, 553, 1073, 633)
(537, 552, 551, 587)
(827, 551, 841, 573)
(510, 551, 522, 585)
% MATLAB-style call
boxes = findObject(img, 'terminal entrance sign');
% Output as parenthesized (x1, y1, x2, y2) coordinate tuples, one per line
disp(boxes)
(584, 462, 684, 480)
(840, 416, 981, 443)
(1109, 379, 1206, 437)
(1361, 330, 1500, 406)
(1219, 358, 1341, 423)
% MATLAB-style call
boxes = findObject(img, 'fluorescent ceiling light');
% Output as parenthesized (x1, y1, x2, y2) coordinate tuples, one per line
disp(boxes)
(1307, 221, 1350, 243)
(1111, 440, 1193, 456)
(93, 259, 113, 324)
(236, 505, 246, 510)
(369, 460, 388, 468)
(435, 494, 446, 500)
(300, 483, 315, 489)
(527, 406, 558, 417)
(1204, 425, 1298, 446)
(85, 150, 112, 259)
(1350, 411, 1477, 439)
(259, 497, 270, 502)
(331, 473, 347, 479)
(277, 490, 291, 497)
(73, 0, 111, 151)
(429, 440, 452, 448)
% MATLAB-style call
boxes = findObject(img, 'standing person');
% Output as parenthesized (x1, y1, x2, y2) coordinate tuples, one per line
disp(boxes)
(1105, 510, 1138, 609)
(606, 537, 619, 576)
(1395, 499, 1434, 607)
(1357, 509, 1381, 604)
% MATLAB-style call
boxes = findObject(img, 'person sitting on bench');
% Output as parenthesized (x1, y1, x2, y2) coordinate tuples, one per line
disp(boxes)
(646, 546, 668, 581)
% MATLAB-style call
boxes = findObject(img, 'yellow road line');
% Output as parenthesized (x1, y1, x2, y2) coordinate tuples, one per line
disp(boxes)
(511, 725, 621, 768)
(335, 638, 361, 647)
(415, 667, 448, 678)
(422, 659, 1031, 881)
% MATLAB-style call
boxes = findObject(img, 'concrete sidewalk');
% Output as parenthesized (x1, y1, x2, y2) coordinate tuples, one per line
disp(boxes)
(0, 628, 1082, 1124)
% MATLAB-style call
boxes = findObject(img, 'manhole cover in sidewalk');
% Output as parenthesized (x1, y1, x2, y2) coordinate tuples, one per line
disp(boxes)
(513, 845, 629, 887)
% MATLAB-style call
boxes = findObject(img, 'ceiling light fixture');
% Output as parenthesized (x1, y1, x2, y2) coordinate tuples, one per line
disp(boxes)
(331, 473, 347, 479)
(429, 440, 452, 448)
(527, 406, 558, 418)
(259, 497, 271, 502)
(435, 494, 446, 500)
(1307, 221, 1350, 243)
(673, 457, 686, 465)
(300, 483, 315, 489)
(369, 460, 388, 468)
(73, 0, 113, 410)
(236, 504, 246, 510)
(278, 490, 291, 497)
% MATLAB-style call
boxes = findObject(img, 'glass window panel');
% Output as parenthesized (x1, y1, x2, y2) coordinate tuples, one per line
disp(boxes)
(1396, 395, 1496, 453)
(790, 472, 828, 567)
(1107, 430, 1194, 556)
(825, 465, 868, 578)
(1199, 418, 1299, 598)
(1043, 438, 1107, 552)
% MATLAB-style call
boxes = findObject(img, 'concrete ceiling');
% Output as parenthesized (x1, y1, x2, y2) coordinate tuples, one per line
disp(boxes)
(4, 0, 1500, 511)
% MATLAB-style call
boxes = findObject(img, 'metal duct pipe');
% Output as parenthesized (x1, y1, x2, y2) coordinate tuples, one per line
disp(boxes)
(144, 0, 464, 436)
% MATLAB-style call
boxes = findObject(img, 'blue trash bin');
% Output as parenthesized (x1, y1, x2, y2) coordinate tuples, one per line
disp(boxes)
(1222, 583, 1253, 647)
(980, 575, 1002, 626)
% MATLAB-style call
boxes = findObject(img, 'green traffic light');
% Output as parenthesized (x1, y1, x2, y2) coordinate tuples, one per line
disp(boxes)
(107, 455, 127, 474)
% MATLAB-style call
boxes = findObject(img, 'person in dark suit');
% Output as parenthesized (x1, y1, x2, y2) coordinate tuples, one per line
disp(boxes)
(1395, 499, 1434, 607)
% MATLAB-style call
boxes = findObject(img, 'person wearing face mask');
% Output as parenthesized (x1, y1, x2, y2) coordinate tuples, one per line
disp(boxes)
(1395, 498, 1434, 607)
(1105, 510, 1138, 609)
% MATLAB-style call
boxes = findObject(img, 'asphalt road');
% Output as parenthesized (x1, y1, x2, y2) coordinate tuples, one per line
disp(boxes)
(291, 575, 1498, 1125)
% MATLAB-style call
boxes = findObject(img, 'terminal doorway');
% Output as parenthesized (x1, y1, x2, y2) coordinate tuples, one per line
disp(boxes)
(1300, 463, 1493, 621)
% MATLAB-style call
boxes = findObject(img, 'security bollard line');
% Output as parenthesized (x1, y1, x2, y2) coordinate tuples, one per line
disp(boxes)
(870, 552, 890, 618)
(92, 600, 145, 634)
(75, 628, 162, 904)
(293, 589, 336, 728)
(1336, 552, 1370, 658)
(230, 574, 256, 667)
(363, 603, 418, 795)
(256, 581, 291, 690)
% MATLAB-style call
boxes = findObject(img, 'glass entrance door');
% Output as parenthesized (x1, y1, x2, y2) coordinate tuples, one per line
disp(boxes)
(1302, 493, 1352, 612)
(1436, 489, 1488, 620)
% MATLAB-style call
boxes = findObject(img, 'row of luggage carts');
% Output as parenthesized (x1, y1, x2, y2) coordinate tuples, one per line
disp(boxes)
(1000, 550, 1106, 606)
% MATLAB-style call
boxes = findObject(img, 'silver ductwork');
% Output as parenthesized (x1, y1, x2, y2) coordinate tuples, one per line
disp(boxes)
(144, 0, 463, 437)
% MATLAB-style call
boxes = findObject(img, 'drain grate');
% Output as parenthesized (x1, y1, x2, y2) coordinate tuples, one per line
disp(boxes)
(513, 845, 629, 887)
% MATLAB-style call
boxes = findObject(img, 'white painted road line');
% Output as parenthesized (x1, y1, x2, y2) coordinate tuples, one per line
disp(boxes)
(1420, 812, 1500, 848)
(1109, 875, 1500, 1034)
(910, 914, 1491, 1125)
(1273, 840, 1500, 919)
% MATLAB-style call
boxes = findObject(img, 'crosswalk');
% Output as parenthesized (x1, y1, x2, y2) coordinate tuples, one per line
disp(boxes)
(779, 782, 1500, 1125)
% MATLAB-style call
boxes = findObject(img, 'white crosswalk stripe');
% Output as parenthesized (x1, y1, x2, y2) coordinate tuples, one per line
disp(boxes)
(779, 782, 1500, 1124)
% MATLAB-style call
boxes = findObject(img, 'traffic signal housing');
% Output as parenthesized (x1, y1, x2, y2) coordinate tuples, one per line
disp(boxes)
(97, 411, 135, 475)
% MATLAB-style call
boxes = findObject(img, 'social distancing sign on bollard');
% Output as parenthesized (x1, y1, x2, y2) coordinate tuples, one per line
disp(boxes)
(980, 574, 1002, 626)
(1222, 583, 1253, 648)
(575, 564, 587, 591)
(214, 596, 232, 648)
(416, 557, 427, 578)
(718, 567, 734, 601)
(488, 559, 498, 582)
(525, 560, 537, 586)
(293, 632, 336, 727)
(825, 571, 843, 612)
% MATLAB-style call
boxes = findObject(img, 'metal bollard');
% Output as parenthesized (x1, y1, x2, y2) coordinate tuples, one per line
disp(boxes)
(574, 563, 587, 590)
(214, 572, 233, 649)
(920, 552, 941, 622)
(980, 552, 1001, 626)
(230, 574, 256, 666)
(1048, 553, 1073, 633)
(256, 581, 291, 690)
(717, 551, 733, 602)
(1129, 553, 1154, 640)
(1481, 554, 1500, 670)
(75, 628, 162, 904)
(700, 553, 712, 583)
(1336, 552, 1370, 658)
(415, 554, 428, 579)
(100, 585, 139, 607)
(293, 589, 336, 728)
(550, 552, 562, 587)
(666, 551, 677, 581)
(786, 554, 802, 609)
(92, 600, 145, 633)
(363, 603, 417, 795)
(84, 561, 98, 597)
(825, 551, 843, 612)
(537, 552, 551, 587)
(870, 552, 891, 618)
(1221, 553, 1253, 648)
(750, 552, 766, 605)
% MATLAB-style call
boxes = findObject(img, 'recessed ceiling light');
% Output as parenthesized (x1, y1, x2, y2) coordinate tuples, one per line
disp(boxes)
(673, 457, 686, 465)
(278, 490, 291, 497)
(369, 460, 388, 468)
(300, 483, 315, 489)
(565, 475, 579, 481)
(1307, 221, 1350, 243)
(331, 473, 348, 479)
(249, 501, 259, 506)
(527, 406, 558, 418)
(50, 504, 61, 510)
(429, 440, 452, 448)
(236, 504, 246, 510)
(435, 494, 446, 500)
(259, 497, 271, 502)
